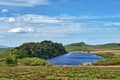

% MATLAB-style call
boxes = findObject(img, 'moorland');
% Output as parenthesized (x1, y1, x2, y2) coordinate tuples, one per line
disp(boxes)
(0, 41, 120, 80)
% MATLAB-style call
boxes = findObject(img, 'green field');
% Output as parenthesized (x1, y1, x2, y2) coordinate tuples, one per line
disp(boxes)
(0, 48, 12, 62)
(0, 66, 120, 80)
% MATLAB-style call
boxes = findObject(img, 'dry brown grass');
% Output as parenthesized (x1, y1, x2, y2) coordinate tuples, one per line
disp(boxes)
(90, 49, 120, 55)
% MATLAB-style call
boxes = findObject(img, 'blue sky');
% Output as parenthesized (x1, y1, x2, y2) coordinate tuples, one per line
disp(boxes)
(0, 0, 120, 47)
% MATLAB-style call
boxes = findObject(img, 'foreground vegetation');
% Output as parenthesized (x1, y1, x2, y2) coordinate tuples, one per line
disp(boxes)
(93, 53, 120, 65)
(0, 48, 12, 62)
(0, 66, 120, 80)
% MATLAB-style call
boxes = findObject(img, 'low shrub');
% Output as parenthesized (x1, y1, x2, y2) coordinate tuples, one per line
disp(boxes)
(5, 56, 17, 66)
(18, 57, 52, 66)
(96, 53, 115, 58)
(93, 57, 120, 65)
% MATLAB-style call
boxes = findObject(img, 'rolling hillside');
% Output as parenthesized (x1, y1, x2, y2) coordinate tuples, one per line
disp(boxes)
(0, 48, 12, 62)
(65, 42, 120, 54)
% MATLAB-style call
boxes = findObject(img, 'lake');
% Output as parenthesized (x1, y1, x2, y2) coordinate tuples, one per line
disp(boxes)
(48, 52, 104, 66)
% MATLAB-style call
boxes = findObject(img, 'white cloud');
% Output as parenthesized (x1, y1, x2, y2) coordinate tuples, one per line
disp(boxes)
(1, 9, 8, 13)
(1, 14, 119, 38)
(0, 14, 82, 38)
(0, 0, 49, 7)
(4, 14, 62, 24)
(7, 23, 82, 38)
(57, 14, 120, 20)
(1, 14, 120, 24)
(8, 27, 34, 33)
(6, 17, 16, 23)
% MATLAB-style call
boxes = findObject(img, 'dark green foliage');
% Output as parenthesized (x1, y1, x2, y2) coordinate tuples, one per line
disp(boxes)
(13, 40, 67, 59)
(4, 41, 66, 66)
(18, 57, 52, 66)
(5, 56, 17, 65)
(5, 49, 21, 65)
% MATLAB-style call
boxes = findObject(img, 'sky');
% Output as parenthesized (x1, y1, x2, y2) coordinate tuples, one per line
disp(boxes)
(0, 0, 120, 47)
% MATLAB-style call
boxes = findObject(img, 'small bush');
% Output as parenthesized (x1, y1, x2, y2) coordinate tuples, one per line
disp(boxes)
(5, 56, 17, 65)
(18, 57, 52, 66)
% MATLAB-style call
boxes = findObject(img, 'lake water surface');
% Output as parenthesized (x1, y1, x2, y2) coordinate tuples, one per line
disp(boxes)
(48, 52, 103, 66)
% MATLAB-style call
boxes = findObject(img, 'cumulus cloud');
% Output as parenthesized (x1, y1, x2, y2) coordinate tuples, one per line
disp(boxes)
(1, 9, 8, 13)
(8, 27, 34, 33)
(0, 0, 49, 7)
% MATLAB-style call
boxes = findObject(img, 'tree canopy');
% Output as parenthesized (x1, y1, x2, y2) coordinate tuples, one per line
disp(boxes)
(12, 40, 67, 59)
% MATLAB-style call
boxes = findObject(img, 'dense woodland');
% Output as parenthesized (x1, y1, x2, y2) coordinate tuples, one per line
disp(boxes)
(12, 40, 67, 59)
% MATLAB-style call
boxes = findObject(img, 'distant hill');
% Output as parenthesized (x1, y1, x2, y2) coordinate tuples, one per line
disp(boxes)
(0, 45, 8, 48)
(98, 43, 120, 50)
(65, 42, 120, 52)
(65, 42, 89, 52)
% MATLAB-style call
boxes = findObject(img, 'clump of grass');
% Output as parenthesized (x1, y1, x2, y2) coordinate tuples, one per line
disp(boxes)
(93, 56, 120, 65)
(18, 57, 52, 66)
(96, 53, 115, 58)
(93, 53, 120, 65)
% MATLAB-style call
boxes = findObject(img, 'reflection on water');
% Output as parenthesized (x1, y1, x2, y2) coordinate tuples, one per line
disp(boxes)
(48, 52, 103, 66)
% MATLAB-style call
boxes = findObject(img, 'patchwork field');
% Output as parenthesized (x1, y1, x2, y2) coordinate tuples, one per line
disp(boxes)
(0, 66, 120, 80)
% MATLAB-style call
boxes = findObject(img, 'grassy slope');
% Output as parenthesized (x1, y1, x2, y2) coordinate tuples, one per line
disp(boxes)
(65, 42, 90, 52)
(0, 48, 12, 61)
(65, 42, 120, 54)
